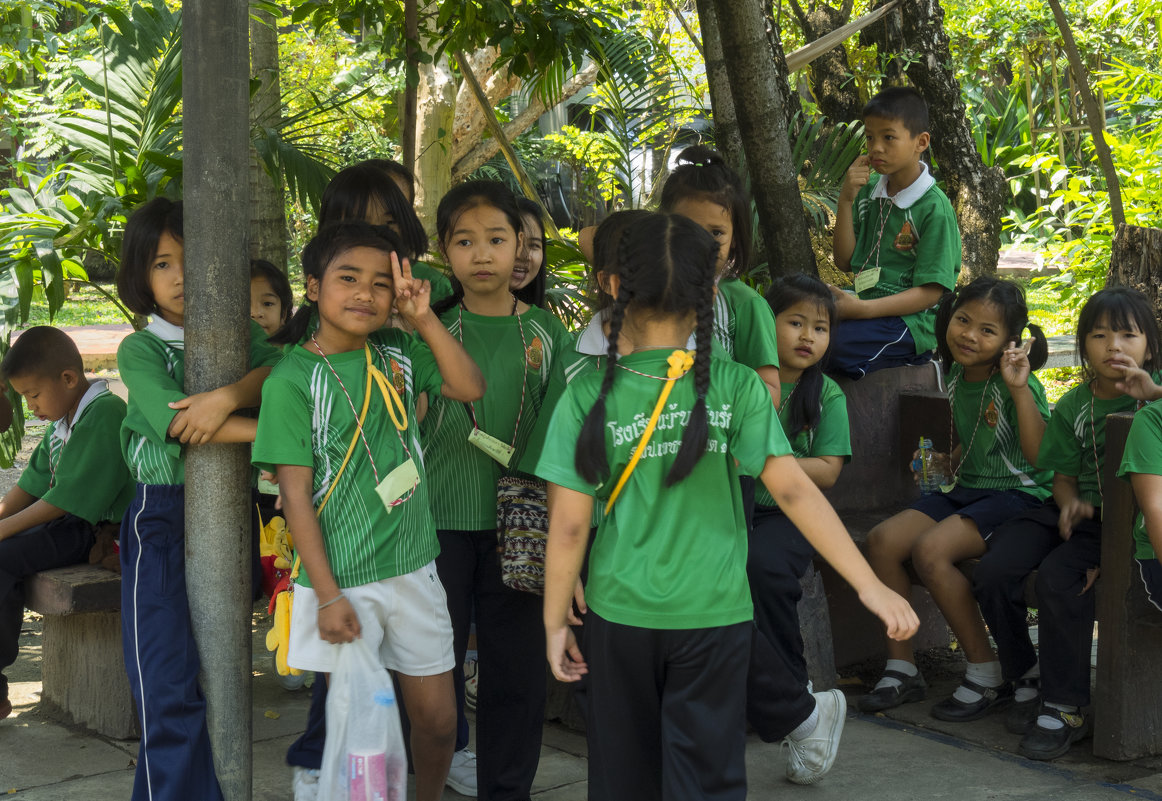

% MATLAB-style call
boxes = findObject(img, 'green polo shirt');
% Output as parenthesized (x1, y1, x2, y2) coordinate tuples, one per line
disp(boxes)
(714, 279, 780, 370)
(1117, 400, 1162, 561)
(535, 352, 792, 629)
(848, 165, 961, 353)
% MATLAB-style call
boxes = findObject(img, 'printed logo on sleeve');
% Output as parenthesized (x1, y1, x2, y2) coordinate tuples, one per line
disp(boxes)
(390, 358, 406, 394)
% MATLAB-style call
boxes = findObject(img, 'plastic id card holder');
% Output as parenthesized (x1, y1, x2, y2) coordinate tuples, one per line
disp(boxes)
(468, 428, 515, 468)
(853, 266, 881, 294)
(375, 458, 420, 513)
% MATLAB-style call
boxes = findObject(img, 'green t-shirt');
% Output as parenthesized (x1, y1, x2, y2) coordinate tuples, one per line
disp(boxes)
(849, 166, 961, 354)
(1038, 380, 1156, 508)
(422, 305, 571, 530)
(1117, 400, 1162, 561)
(18, 380, 134, 525)
(252, 329, 442, 589)
(714, 279, 780, 370)
(119, 318, 283, 485)
(755, 376, 851, 507)
(535, 352, 792, 629)
(413, 260, 453, 305)
(946, 364, 1052, 499)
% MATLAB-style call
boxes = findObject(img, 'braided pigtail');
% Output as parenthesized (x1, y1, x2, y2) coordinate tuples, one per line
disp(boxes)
(933, 288, 960, 374)
(270, 300, 316, 346)
(575, 235, 635, 484)
(665, 243, 715, 486)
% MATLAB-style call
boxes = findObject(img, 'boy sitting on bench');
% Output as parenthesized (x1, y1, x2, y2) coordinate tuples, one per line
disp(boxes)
(0, 326, 134, 721)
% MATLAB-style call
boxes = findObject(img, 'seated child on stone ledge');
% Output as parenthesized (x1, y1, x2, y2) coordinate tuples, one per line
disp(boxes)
(0, 326, 135, 722)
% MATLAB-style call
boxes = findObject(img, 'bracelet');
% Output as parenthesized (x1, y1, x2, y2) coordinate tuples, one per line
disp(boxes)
(317, 594, 345, 610)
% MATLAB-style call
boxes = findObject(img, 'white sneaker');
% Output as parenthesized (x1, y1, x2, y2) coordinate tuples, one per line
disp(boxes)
(446, 747, 478, 797)
(292, 766, 320, 801)
(784, 689, 847, 785)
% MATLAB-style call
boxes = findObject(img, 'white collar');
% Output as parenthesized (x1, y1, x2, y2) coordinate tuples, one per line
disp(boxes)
(870, 161, 935, 209)
(52, 380, 109, 445)
(575, 309, 698, 356)
(145, 316, 185, 349)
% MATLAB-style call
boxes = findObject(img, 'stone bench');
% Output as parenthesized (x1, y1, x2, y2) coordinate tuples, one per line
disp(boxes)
(24, 564, 138, 739)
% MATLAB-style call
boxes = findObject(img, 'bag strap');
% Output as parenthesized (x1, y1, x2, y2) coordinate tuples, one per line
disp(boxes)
(603, 349, 694, 515)
(290, 346, 396, 581)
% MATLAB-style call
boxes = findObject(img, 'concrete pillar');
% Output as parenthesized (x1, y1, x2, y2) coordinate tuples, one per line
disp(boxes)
(183, 1, 253, 799)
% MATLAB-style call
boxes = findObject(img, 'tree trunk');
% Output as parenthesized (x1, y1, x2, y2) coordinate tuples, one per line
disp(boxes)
(248, 6, 288, 268)
(400, 0, 419, 170)
(709, 0, 815, 278)
(787, 0, 863, 123)
(184, 1, 253, 799)
(1046, 0, 1125, 228)
(694, 0, 747, 179)
(1106, 224, 1162, 335)
(413, 51, 458, 234)
(871, 0, 1007, 280)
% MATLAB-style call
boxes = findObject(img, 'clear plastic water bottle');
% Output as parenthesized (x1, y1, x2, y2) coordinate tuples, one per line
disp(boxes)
(913, 437, 946, 495)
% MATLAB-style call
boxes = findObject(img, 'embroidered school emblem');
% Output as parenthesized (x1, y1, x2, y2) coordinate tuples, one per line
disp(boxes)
(390, 358, 405, 394)
(526, 336, 543, 370)
(985, 400, 999, 428)
(894, 221, 917, 251)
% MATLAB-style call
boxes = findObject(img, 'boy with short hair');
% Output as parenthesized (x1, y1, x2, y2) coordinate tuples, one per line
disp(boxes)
(829, 86, 961, 379)
(0, 326, 134, 721)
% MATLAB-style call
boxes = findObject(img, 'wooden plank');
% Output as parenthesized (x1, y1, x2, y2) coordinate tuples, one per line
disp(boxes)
(24, 564, 121, 616)
(1094, 412, 1162, 759)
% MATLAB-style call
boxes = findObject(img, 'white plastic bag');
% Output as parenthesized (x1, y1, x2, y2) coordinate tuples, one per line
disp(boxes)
(320, 638, 408, 801)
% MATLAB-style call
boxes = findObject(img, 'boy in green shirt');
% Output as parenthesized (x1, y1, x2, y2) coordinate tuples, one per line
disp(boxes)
(0, 327, 134, 721)
(1118, 399, 1162, 609)
(830, 86, 961, 379)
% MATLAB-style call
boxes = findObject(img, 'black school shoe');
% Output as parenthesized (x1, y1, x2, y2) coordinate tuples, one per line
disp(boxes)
(1018, 705, 1090, 761)
(1005, 678, 1041, 735)
(930, 679, 1013, 722)
(857, 669, 927, 713)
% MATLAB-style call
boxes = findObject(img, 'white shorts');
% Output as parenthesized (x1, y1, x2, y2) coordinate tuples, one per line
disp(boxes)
(287, 561, 455, 675)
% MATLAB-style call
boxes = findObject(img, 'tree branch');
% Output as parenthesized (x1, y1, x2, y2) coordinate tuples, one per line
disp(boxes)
(451, 62, 600, 181)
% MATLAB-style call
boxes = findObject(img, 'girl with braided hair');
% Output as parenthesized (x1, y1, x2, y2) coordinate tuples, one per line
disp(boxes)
(535, 213, 918, 801)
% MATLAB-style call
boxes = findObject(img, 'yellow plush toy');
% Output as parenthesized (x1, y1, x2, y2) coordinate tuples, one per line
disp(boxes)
(258, 511, 303, 678)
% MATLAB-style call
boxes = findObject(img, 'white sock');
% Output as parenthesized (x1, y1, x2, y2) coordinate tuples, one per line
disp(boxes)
(874, 659, 918, 691)
(1038, 702, 1078, 730)
(1015, 664, 1040, 703)
(952, 661, 1003, 704)
(788, 703, 820, 741)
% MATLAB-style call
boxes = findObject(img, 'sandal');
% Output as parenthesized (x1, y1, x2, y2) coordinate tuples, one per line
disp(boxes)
(857, 669, 927, 713)
(929, 678, 1012, 722)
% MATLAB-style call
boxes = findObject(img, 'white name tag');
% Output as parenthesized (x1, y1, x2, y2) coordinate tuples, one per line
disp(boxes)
(854, 266, 881, 294)
(376, 458, 420, 513)
(468, 428, 515, 468)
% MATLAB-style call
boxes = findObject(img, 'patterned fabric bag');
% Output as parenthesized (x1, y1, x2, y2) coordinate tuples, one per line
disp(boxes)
(496, 476, 549, 594)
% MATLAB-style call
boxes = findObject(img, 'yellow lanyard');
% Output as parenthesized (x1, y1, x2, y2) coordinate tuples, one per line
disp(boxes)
(604, 349, 694, 514)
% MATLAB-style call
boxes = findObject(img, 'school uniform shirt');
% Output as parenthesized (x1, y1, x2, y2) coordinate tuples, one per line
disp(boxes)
(422, 304, 571, 531)
(535, 352, 792, 630)
(714, 279, 780, 371)
(848, 163, 961, 354)
(412, 261, 454, 305)
(252, 329, 442, 589)
(946, 364, 1052, 499)
(118, 318, 282, 485)
(1117, 400, 1162, 561)
(1038, 379, 1159, 509)
(754, 376, 851, 508)
(17, 380, 134, 524)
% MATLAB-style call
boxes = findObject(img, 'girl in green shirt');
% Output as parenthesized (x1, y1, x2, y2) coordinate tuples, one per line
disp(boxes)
(538, 213, 917, 801)
(422, 180, 572, 800)
(975, 287, 1162, 760)
(860, 278, 1052, 723)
